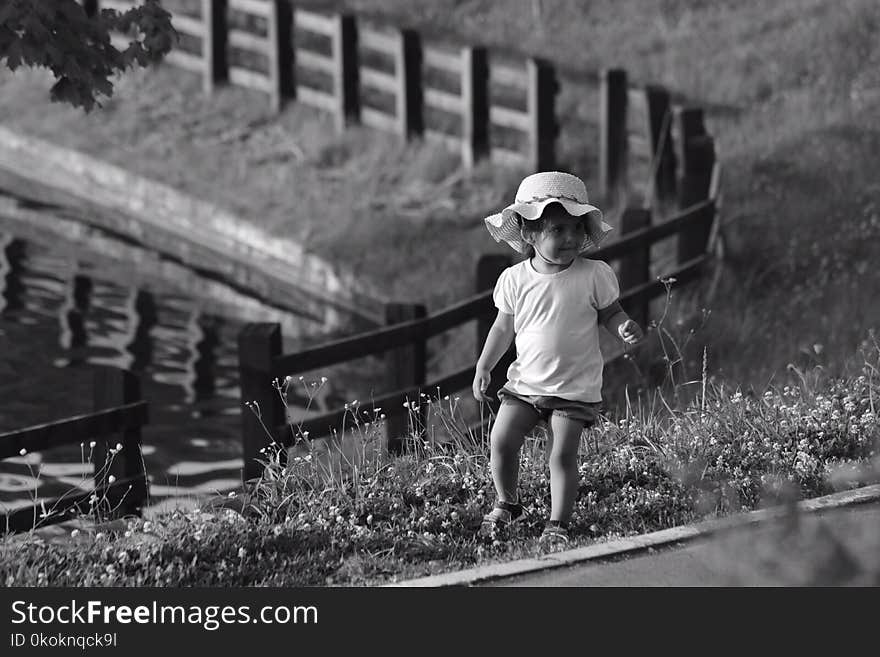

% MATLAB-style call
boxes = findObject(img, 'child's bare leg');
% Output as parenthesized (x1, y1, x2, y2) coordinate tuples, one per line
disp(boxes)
(547, 415, 584, 522)
(489, 401, 539, 503)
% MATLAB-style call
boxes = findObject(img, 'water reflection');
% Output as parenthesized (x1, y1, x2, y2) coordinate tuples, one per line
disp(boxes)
(0, 235, 25, 315)
(0, 206, 367, 513)
(58, 274, 92, 354)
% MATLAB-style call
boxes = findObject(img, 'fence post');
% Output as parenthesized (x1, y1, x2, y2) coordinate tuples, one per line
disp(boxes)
(332, 14, 360, 132)
(599, 68, 628, 206)
(527, 57, 558, 171)
(398, 29, 423, 138)
(617, 207, 651, 328)
(384, 303, 427, 455)
(461, 46, 489, 169)
(238, 322, 284, 482)
(203, 0, 229, 93)
(266, 0, 293, 112)
(476, 255, 514, 413)
(676, 107, 716, 263)
(92, 367, 148, 518)
(645, 84, 677, 205)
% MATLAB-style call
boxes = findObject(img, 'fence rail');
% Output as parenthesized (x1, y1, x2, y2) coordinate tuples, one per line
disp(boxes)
(0, 368, 149, 534)
(238, 160, 722, 479)
(85, 1, 695, 188)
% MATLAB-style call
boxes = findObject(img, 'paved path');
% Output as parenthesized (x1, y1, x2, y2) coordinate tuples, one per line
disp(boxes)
(485, 502, 880, 586)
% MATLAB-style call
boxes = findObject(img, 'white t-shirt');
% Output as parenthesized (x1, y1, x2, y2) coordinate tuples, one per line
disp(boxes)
(493, 257, 620, 403)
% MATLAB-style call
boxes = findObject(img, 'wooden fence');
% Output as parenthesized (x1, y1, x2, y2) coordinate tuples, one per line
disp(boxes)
(0, 368, 149, 534)
(238, 157, 721, 481)
(87, 0, 690, 194)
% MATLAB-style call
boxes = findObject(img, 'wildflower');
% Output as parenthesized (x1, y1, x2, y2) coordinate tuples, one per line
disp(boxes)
(18, 448, 27, 456)
(228, 491, 236, 498)
(237, 547, 247, 559)
(108, 475, 116, 484)
(89, 441, 96, 448)
(320, 376, 328, 383)
(115, 443, 123, 451)
(70, 529, 80, 538)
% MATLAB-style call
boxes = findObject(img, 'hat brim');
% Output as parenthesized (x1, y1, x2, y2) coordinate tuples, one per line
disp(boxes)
(484, 198, 612, 255)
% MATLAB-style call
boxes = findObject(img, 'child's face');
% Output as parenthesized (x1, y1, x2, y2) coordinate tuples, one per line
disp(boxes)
(523, 205, 586, 264)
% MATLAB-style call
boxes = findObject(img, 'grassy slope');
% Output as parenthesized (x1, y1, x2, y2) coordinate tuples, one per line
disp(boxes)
(1, 0, 878, 388)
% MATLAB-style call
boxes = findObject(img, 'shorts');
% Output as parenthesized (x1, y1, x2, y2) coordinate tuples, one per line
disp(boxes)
(497, 386, 601, 428)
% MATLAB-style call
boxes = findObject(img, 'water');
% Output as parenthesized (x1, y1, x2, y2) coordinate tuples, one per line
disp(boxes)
(0, 193, 372, 516)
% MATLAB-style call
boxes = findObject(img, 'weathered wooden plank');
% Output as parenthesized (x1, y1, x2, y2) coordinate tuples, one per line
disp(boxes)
(171, 13, 205, 38)
(361, 106, 400, 133)
(489, 104, 530, 131)
(229, 0, 272, 18)
(359, 26, 401, 54)
(425, 87, 462, 115)
(229, 65, 273, 93)
(296, 85, 338, 111)
(0, 402, 149, 460)
(228, 27, 269, 55)
(491, 61, 527, 89)
(165, 48, 205, 73)
(293, 7, 338, 35)
(424, 45, 462, 72)
(295, 48, 336, 74)
(360, 67, 400, 94)
(592, 200, 714, 262)
(616, 254, 707, 309)
(271, 291, 492, 376)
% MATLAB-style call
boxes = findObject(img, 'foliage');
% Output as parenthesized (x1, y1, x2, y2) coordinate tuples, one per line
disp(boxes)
(0, 0, 175, 110)
(2, 338, 878, 586)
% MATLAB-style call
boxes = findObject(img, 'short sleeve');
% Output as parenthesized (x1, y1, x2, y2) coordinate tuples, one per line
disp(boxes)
(592, 260, 620, 310)
(492, 268, 515, 314)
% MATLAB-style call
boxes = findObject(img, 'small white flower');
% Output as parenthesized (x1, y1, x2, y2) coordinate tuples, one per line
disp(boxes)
(70, 529, 80, 538)
(228, 491, 237, 498)
(115, 443, 123, 451)
(238, 547, 247, 558)
(107, 475, 116, 484)
(89, 441, 96, 448)
(18, 448, 26, 456)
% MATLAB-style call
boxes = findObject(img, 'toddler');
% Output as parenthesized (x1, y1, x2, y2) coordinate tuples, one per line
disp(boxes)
(474, 171, 643, 547)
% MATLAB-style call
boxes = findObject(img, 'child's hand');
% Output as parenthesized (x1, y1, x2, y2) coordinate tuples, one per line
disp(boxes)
(472, 367, 492, 402)
(618, 319, 643, 345)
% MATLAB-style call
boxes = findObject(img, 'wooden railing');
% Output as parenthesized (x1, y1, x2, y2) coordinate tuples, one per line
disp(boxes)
(237, 153, 721, 480)
(0, 368, 149, 534)
(84, 0, 708, 201)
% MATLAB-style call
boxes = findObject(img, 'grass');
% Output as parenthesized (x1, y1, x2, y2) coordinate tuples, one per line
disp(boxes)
(1, 0, 880, 585)
(1, 0, 878, 387)
(2, 328, 877, 586)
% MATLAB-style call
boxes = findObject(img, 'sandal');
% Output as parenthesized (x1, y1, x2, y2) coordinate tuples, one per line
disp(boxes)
(539, 521, 570, 548)
(480, 500, 524, 536)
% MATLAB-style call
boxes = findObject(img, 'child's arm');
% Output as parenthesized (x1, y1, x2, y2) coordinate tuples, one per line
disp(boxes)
(473, 310, 514, 402)
(598, 301, 644, 345)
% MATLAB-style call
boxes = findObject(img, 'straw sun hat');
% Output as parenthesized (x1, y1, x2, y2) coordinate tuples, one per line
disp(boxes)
(483, 171, 612, 254)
